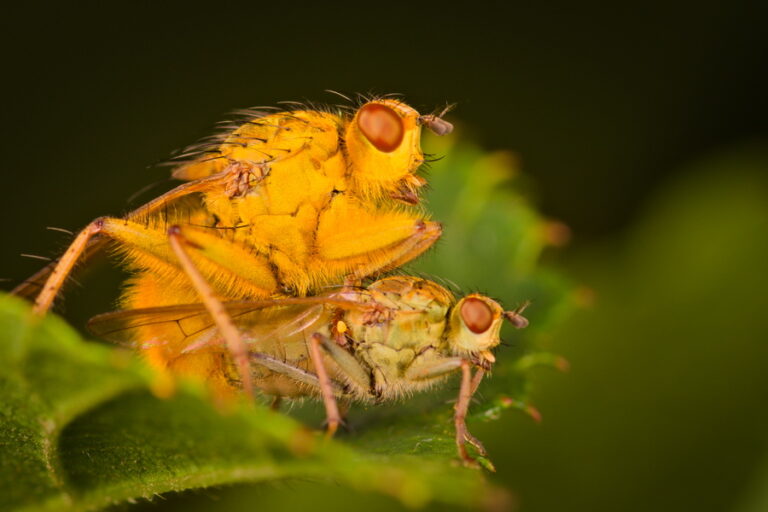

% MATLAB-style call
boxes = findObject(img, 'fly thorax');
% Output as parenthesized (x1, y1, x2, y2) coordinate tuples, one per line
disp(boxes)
(364, 277, 454, 349)
(347, 277, 455, 377)
(366, 277, 454, 314)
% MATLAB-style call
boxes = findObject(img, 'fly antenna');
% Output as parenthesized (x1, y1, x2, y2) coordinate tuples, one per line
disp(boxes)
(503, 300, 531, 329)
(418, 103, 455, 136)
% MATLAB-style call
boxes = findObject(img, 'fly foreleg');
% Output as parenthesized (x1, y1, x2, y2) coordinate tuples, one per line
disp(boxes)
(454, 361, 488, 466)
(404, 356, 487, 466)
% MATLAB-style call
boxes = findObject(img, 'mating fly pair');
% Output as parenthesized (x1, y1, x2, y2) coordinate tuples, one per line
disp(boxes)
(14, 94, 529, 466)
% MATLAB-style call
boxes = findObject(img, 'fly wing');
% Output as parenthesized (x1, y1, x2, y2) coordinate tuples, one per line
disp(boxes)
(87, 295, 371, 353)
(88, 303, 217, 350)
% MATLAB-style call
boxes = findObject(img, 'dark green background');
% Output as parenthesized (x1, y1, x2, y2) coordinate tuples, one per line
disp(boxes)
(2, 2, 767, 511)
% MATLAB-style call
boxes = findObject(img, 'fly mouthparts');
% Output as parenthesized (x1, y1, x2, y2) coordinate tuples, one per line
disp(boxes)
(390, 178, 423, 204)
(480, 350, 496, 363)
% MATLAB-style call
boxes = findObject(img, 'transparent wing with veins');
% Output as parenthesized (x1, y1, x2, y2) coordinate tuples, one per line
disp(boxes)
(87, 292, 374, 356)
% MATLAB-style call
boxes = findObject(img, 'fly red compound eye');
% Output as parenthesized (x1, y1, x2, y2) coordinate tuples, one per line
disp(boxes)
(357, 103, 405, 152)
(461, 297, 494, 334)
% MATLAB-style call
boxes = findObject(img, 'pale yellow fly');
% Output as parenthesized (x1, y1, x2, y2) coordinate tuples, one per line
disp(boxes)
(88, 275, 529, 466)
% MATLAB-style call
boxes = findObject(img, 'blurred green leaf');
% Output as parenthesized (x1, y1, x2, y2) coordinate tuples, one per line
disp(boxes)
(484, 146, 768, 512)
(412, 134, 576, 412)
(415, 134, 575, 334)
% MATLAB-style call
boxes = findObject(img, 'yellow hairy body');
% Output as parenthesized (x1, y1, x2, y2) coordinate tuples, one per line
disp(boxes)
(99, 100, 445, 391)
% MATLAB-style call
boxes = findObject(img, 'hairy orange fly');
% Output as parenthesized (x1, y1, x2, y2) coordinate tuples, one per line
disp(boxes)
(15, 95, 453, 402)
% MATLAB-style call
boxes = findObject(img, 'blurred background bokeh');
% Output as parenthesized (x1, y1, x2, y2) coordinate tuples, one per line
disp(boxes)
(1, 2, 767, 511)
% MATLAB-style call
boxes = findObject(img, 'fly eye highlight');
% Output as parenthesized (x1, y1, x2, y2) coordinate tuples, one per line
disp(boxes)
(357, 103, 405, 152)
(461, 297, 494, 334)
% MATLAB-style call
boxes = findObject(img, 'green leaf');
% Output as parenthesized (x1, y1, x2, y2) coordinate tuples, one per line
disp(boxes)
(0, 294, 498, 511)
(1, 136, 573, 511)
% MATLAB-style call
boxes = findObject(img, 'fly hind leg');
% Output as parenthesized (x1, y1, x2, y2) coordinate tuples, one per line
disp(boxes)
(16, 165, 259, 302)
(32, 218, 107, 314)
(31, 215, 279, 313)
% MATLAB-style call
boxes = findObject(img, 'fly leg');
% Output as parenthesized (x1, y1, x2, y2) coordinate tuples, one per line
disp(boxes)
(249, 352, 346, 396)
(30, 215, 294, 401)
(471, 368, 486, 394)
(346, 220, 442, 280)
(306, 331, 373, 435)
(454, 361, 488, 467)
(167, 225, 253, 401)
(14, 166, 252, 301)
(464, 368, 487, 452)
(315, 198, 442, 281)
(311, 331, 373, 435)
(314, 331, 371, 392)
(404, 355, 487, 466)
(456, 363, 488, 461)
(32, 218, 106, 314)
(308, 333, 342, 437)
(31, 216, 279, 314)
(338, 399, 352, 425)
